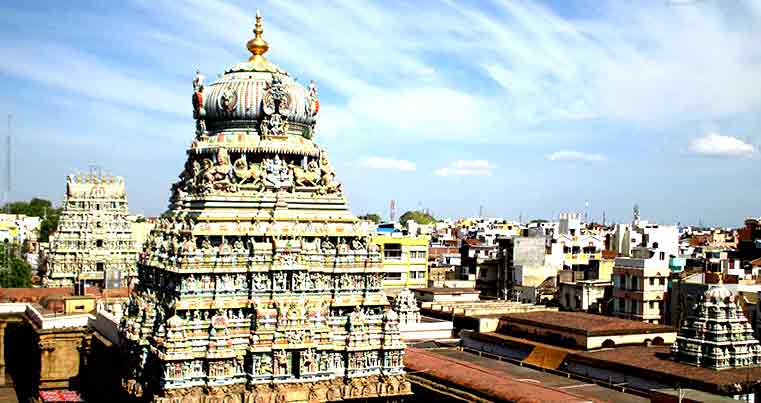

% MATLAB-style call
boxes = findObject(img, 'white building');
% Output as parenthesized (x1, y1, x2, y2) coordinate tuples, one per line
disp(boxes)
(612, 254, 670, 324)
(611, 222, 678, 259)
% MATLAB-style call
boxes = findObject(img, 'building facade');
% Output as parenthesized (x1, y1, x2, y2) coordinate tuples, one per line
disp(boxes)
(557, 280, 612, 313)
(612, 256, 670, 324)
(119, 14, 409, 403)
(43, 173, 137, 288)
(371, 235, 429, 292)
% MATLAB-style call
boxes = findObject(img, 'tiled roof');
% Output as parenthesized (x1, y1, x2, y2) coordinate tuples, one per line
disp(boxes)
(0, 288, 73, 303)
(501, 311, 675, 336)
(405, 347, 600, 403)
(576, 345, 761, 390)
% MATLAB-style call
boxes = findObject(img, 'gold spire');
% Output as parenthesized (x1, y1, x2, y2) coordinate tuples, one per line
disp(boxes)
(247, 10, 270, 61)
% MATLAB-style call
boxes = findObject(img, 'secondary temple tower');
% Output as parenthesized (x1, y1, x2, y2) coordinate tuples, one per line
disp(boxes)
(672, 285, 761, 369)
(44, 171, 137, 288)
(120, 12, 410, 402)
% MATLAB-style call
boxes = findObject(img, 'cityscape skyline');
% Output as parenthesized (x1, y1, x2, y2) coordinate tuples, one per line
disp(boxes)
(1, 0, 760, 226)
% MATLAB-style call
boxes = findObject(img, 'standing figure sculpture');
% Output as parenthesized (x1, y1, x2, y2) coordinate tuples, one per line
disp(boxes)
(192, 70, 206, 137)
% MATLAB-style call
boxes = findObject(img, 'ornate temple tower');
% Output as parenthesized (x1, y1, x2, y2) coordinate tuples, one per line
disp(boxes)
(672, 285, 761, 369)
(120, 12, 410, 402)
(44, 172, 137, 288)
(392, 289, 420, 327)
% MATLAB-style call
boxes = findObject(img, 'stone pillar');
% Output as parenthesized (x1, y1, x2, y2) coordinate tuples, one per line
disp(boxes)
(0, 321, 6, 385)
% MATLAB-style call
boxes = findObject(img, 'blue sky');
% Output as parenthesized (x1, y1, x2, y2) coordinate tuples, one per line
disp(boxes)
(1, 0, 760, 226)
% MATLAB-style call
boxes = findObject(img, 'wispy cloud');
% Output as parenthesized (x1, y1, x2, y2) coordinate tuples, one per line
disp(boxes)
(546, 150, 606, 162)
(689, 132, 756, 157)
(1, 0, 761, 223)
(435, 160, 494, 177)
(358, 157, 416, 171)
(0, 42, 187, 116)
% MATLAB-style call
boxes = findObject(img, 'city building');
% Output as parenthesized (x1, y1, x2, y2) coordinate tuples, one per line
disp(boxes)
(42, 172, 137, 289)
(610, 221, 679, 259)
(612, 255, 670, 324)
(557, 280, 612, 313)
(498, 236, 556, 303)
(0, 213, 41, 247)
(118, 14, 410, 402)
(371, 234, 429, 293)
(670, 271, 761, 330)
(459, 239, 500, 296)
(546, 232, 604, 268)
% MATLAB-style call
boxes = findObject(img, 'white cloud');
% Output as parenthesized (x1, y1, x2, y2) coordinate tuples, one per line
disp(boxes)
(546, 151, 606, 162)
(434, 160, 494, 177)
(359, 157, 416, 171)
(689, 132, 756, 157)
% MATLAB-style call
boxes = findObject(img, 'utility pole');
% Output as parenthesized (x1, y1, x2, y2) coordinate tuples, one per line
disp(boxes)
(6, 114, 11, 207)
(1, 114, 10, 273)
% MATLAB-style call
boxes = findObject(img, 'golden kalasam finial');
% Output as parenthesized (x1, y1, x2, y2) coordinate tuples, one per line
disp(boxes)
(247, 10, 270, 60)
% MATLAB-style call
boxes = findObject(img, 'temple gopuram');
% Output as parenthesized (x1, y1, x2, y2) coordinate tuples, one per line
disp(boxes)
(672, 284, 761, 369)
(43, 171, 137, 288)
(119, 12, 410, 403)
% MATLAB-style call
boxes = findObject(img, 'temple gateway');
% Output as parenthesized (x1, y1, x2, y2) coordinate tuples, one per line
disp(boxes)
(672, 284, 761, 369)
(44, 172, 137, 288)
(119, 12, 410, 403)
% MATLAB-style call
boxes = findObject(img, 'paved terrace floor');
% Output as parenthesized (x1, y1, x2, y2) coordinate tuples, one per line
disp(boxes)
(0, 373, 19, 403)
(409, 348, 647, 403)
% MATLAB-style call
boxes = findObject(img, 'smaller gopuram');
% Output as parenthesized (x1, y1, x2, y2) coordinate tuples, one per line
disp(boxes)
(43, 171, 137, 289)
(672, 284, 761, 369)
(392, 288, 420, 326)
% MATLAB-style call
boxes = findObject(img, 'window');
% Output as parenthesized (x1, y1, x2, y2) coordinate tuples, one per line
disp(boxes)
(410, 271, 425, 280)
(386, 273, 402, 280)
(659, 278, 666, 286)
(384, 244, 402, 260)
(649, 278, 655, 286)
(96, 262, 104, 271)
(96, 240, 104, 248)
(649, 301, 655, 309)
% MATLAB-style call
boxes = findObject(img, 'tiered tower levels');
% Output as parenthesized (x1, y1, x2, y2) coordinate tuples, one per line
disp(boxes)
(120, 12, 409, 403)
(45, 173, 137, 288)
(672, 285, 761, 370)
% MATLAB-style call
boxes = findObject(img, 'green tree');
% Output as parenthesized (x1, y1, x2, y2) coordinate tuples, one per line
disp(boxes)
(358, 213, 381, 224)
(0, 244, 32, 288)
(2, 198, 61, 242)
(399, 210, 436, 226)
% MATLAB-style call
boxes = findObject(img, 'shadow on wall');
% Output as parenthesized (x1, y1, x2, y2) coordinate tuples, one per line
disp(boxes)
(5, 321, 40, 402)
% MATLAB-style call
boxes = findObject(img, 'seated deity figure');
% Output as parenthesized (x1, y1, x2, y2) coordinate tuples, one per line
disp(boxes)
(233, 237, 246, 254)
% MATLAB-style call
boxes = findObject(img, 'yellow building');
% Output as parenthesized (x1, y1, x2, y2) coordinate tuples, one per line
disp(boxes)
(372, 235, 430, 293)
